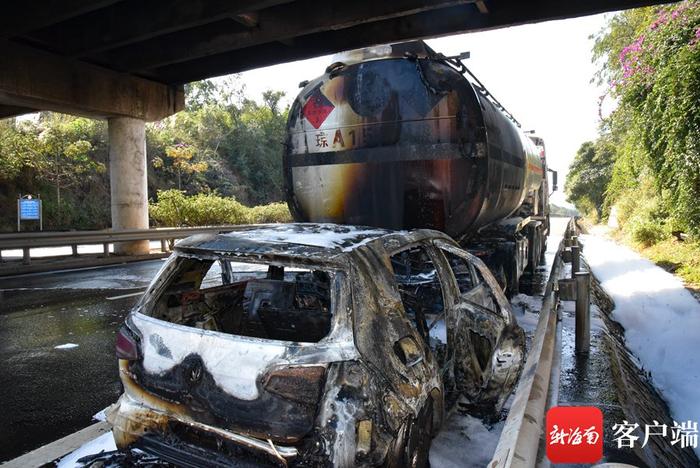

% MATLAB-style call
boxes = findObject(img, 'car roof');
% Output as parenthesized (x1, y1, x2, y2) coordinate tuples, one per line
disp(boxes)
(174, 223, 400, 262)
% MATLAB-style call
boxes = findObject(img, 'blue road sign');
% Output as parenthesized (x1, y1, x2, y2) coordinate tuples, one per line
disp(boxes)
(19, 199, 41, 220)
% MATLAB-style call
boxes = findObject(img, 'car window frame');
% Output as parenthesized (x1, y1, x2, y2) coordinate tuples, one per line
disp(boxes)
(434, 246, 481, 299)
(136, 252, 353, 346)
(385, 240, 458, 315)
(433, 239, 512, 321)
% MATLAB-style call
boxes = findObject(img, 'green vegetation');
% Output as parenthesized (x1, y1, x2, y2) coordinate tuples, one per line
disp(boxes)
(568, 1, 700, 287)
(0, 77, 290, 231)
(247, 202, 293, 224)
(149, 190, 291, 227)
(549, 203, 578, 218)
(0, 115, 110, 229)
(564, 139, 614, 222)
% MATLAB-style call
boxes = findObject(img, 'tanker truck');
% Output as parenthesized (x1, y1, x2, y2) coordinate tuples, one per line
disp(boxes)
(283, 41, 557, 295)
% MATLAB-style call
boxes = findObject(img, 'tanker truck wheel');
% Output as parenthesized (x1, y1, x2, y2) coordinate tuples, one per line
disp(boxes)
(506, 260, 519, 297)
(540, 240, 548, 264)
(491, 264, 508, 294)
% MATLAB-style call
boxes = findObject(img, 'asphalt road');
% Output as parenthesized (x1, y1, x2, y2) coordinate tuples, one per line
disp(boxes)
(0, 260, 165, 462)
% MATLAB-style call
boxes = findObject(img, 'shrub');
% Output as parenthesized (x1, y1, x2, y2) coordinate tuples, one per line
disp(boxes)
(629, 218, 666, 246)
(612, 175, 669, 246)
(185, 192, 248, 225)
(614, 175, 659, 227)
(595, 2, 700, 237)
(149, 189, 188, 227)
(149, 189, 291, 227)
(248, 202, 292, 224)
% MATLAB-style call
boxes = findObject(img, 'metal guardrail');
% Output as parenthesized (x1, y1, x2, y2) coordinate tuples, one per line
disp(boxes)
(489, 217, 578, 468)
(0, 225, 247, 264)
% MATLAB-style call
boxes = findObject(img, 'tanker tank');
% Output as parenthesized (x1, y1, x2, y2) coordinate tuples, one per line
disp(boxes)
(283, 40, 546, 242)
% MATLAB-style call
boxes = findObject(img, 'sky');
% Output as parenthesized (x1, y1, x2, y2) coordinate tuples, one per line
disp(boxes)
(234, 13, 614, 200)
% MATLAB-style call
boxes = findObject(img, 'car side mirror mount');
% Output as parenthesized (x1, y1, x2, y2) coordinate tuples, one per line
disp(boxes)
(548, 168, 558, 193)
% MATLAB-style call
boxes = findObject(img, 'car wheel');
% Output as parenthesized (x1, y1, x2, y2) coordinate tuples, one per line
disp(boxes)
(404, 398, 434, 468)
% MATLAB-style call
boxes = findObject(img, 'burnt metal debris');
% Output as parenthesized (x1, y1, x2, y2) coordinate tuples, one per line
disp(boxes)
(106, 223, 525, 467)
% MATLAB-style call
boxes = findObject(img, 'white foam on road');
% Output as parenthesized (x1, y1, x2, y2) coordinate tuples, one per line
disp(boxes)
(92, 407, 108, 422)
(580, 233, 700, 457)
(511, 292, 544, 334)
(54, 343, 79, 350)
(431, 412, 505, 467)
(56, 431, 116, 468)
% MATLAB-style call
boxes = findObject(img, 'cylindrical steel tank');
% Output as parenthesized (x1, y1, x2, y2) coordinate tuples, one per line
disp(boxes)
(284, 41, 544, 240)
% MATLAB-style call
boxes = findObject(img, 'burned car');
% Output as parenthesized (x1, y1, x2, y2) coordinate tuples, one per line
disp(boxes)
(108, 224, 524, 467)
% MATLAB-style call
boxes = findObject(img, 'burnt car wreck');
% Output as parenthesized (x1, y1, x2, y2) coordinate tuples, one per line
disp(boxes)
(107, 224, 525, 467)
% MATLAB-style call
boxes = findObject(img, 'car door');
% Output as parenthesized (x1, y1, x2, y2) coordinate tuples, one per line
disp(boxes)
(349, 245, 441, 410)
(384, 240, 462, 394)
(432, 239, 521, 410)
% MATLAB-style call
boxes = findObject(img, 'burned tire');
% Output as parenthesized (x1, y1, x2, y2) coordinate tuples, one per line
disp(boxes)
(403, 398, 434, 468)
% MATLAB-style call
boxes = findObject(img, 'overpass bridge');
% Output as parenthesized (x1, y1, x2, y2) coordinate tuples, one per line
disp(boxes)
(1, 0, 670, 253)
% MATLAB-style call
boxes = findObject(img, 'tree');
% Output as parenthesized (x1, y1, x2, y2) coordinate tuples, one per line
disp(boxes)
(152, 81, 289, 203)
(153, 143, 208, 190)
(34, 114, 105, 211)
(565, 140, 614, 220)
(590, 1, 700, 235)
(0, 119, 42, 180)
(0, 78, 290, 231)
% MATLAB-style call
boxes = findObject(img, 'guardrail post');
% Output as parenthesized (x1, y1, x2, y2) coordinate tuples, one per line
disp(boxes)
(160, 239, 167, 252)
(562, 247, 572, 263)
(571, 245, 580, 278)
(575, 271, 591, 354)
(102, 243, 110, 257)
(23, 247, 31, 265)
(71, 245, 78, 257)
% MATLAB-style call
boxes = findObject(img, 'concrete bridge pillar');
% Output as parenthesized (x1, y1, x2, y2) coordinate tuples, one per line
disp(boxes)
(108, 117, 150, 255)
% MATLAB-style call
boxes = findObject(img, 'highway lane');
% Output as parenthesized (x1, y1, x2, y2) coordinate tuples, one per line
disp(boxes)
(0, 260, 164, 462)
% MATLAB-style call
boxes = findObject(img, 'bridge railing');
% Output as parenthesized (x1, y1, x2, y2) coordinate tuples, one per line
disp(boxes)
(0, 225, 248, 264)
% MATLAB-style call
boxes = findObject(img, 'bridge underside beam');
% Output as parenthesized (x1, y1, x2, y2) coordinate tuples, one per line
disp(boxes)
(3, 0, 670, 90)
(0, 105, 38, 119)
(0, 0, 123, 38)
(151, 0, 665, 83)
(0, 41, 184, 121)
